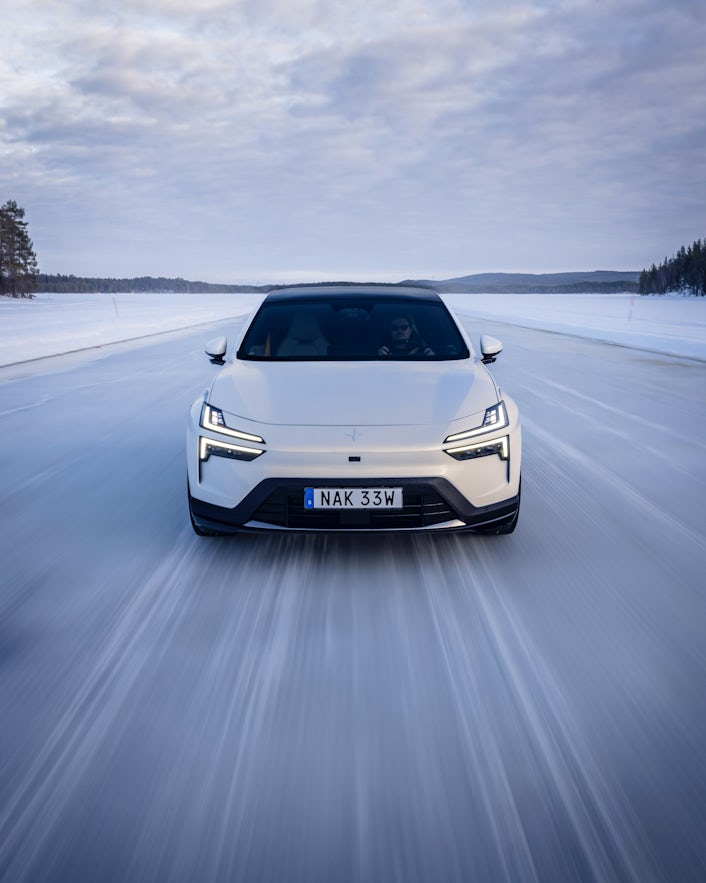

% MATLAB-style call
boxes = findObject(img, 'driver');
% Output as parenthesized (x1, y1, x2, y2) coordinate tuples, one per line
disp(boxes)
(378, 315, 434, 356)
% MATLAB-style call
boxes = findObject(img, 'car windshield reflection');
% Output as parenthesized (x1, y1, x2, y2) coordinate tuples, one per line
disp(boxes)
(238, 296, 469, 361)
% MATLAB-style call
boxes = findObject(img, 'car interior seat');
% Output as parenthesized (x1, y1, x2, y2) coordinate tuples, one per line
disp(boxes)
(276, 312, 329, 356)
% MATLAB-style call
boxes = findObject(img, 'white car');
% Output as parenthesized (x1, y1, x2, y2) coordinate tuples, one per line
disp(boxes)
(187, 285, 521, 535)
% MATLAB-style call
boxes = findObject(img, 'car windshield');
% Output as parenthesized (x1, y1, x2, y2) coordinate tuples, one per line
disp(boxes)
(238, 296, 469, 361)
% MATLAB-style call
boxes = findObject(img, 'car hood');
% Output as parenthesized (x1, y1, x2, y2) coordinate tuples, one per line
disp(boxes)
(209, 360, 497, 428)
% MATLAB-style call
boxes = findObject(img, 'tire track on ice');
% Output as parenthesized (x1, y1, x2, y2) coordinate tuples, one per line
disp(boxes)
(420, 540, 662, 882)
(0, 529, 201, 882)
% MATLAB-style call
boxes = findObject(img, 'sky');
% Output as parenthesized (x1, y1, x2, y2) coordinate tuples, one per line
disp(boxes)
(2, 0, 705, 284)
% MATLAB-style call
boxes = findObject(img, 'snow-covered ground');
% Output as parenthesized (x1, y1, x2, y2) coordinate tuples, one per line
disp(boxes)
(1, 290, 705, 367)
(444, 292, 706, 362)
(0, 291, 264, 367)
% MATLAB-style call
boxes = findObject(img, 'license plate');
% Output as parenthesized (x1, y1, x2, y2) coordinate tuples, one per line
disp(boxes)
(304, 487, 403, 509)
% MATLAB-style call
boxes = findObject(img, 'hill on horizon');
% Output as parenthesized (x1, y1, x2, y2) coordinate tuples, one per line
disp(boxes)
(406, 270, 640, 293)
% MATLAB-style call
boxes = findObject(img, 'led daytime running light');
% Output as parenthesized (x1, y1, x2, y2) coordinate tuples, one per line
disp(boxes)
(444, 401, 508, 444)
(444, 435, 509, 461)
(199, 436, 264, 462)
(200, 403, 265, 443)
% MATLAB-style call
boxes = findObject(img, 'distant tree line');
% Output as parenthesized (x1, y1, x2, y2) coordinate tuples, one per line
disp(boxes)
(521, 281, 639, 294)
(270, 281, 419, 290)
(638, 238, 706, 296)
(37, 274, 269, 294)
(39, 277, 422, 294)
(0, 200, 39, 297)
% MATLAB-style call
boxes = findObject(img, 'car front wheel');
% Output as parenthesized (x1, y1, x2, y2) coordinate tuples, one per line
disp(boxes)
(474, 478, 521, 535)
(188, 481, 226, 537)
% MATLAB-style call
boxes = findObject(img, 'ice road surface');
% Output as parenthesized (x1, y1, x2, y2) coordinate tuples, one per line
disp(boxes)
(0, 288, 705, 882)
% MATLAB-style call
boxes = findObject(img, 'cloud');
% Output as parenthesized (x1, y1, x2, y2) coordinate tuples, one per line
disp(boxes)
(1, 0, 704, 279)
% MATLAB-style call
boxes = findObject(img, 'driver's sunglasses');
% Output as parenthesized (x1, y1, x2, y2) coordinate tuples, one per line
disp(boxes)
(391, 323, 410, 332)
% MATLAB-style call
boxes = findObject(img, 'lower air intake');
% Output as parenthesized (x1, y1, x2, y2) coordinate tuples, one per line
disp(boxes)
(250, 485, 458, 530)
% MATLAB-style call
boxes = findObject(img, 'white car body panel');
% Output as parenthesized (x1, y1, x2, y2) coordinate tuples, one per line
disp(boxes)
(208, 359, 498, 428)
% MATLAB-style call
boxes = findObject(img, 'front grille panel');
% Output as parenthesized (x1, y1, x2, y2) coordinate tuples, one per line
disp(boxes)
(249, 486, 458, 530)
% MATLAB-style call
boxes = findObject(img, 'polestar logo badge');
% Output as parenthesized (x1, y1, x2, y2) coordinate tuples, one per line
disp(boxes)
(346, 428, 362, 442)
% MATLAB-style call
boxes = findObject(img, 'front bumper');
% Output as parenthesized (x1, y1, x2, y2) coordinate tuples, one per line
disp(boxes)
(189, 477, 520, 534)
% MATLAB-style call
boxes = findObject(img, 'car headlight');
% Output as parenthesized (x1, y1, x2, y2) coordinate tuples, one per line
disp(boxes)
(199, 436, 264, 462)
(199, 403, 266, 462)
(444, 435, 509, 461)
(444, 401, 508, 445)
(200, 403, 265, 443)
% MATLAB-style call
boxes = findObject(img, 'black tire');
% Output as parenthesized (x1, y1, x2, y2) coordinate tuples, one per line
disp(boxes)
(188, 481, 225, 537)
(474, 478, 521, 535)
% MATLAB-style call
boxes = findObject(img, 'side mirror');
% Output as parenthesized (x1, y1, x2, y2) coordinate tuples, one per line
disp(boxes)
(205, 336, 228, 365)
(480, 334, 503, 364)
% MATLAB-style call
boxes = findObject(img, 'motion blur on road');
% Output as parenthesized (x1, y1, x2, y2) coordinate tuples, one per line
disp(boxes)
(1, 312, 705, 882)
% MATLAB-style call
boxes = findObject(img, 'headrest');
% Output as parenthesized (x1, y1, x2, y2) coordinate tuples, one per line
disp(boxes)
(287, 312, 323, 342)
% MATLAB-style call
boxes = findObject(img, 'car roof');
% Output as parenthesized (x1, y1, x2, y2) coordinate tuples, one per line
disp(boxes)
(263, 284, 442, 303)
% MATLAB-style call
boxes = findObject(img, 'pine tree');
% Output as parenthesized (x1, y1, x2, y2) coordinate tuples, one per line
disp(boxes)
(0, 200, 39, 298)
(638, 239, 706, 296)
